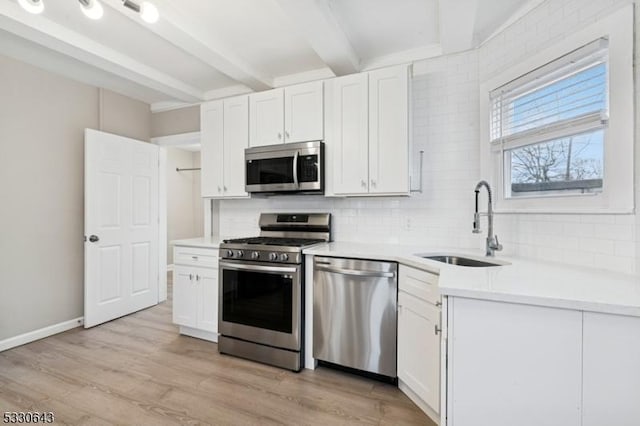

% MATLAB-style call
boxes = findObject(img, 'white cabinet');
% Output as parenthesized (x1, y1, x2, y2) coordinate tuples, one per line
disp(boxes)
(328, 73, 370, 194)
(173, 266, 197, 328)
(369, 65, 409, 194)
(200, 96, 249, 198)
(582, 312, 640, 426)
(249, 81, 323, 147)
(223, 96, 249, 197)
(447, 298, 583, 426)
(249, 89, 284, 147)
(327, 64, 410, 196)
(200, 100, 224, 198)
(284, 81, 324, 143)
(398, 265, 441, 421)
(172, 246, 219, 341)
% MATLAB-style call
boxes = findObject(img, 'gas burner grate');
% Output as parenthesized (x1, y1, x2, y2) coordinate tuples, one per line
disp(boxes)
(222, 237, 325, 247)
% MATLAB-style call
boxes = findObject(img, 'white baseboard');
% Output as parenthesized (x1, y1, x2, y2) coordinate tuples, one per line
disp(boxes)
(167, 264, 174, 272)
(179, 326, 218, 343)
(399, 380, 440, 425)
(0, 317, 84, 352)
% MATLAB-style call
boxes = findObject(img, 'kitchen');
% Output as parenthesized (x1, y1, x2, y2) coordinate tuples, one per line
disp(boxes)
(1, 0, 640, 425)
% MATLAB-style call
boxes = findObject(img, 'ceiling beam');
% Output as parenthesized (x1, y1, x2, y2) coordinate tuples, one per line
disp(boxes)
(103, 0, 272, 92)
(275, 0, 360, 76)
(0, 1, 203, 103)
(439, 0, 480, 54)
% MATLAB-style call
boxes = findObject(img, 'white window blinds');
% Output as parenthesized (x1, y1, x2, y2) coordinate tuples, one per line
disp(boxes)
(490, 38, 609, 149)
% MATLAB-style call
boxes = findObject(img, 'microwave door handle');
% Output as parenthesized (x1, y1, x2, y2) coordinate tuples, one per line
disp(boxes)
(293, 151, 299, 188)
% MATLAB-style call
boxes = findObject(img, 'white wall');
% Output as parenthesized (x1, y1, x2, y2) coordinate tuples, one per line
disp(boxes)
(216, 0, 640, 275)
(479, 0, 639, 274)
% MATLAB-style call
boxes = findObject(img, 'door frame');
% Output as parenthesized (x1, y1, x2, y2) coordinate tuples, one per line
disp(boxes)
(151, 131, 212, 302)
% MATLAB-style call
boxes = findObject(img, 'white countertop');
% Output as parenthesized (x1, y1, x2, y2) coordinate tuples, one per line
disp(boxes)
(171, 236, 223, 249)
(304, 242, 640, 317)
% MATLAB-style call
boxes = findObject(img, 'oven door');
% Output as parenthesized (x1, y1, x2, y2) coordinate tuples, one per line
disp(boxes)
(218, 260, 302, 350)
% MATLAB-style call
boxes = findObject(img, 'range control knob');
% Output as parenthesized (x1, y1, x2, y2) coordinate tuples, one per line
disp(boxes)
(279, 253, 289, 262)
(226, 250, 234, 257)
(236, 250, 244, 258)
(251, 251, 260, 260)
(269, 252, 278, 261)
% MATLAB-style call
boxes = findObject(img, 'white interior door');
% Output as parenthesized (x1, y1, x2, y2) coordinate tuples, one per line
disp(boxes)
(84, 129, 159, 328)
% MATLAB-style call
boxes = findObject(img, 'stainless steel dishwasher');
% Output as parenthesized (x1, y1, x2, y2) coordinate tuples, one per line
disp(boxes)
(313, 256, 398, 377)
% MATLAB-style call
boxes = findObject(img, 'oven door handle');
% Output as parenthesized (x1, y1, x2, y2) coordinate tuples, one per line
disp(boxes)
(293, 151, 299, 188)
(315, 265, 396, 278)
(220, 261, 298, 274)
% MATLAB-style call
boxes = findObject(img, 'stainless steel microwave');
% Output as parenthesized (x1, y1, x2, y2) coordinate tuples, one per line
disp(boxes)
(245, 141, 324, 194)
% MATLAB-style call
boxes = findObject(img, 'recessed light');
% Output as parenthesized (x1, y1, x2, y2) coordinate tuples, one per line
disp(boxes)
(17, 0, 44, 14)
(140, 2, 159, 24)
(79, 0, 104, 20)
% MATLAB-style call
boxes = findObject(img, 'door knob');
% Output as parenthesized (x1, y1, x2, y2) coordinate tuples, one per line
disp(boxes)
(88, 235, 99, 243)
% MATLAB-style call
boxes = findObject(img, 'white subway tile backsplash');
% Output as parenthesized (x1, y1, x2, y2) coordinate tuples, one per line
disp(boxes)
(217, 0, 639, 275)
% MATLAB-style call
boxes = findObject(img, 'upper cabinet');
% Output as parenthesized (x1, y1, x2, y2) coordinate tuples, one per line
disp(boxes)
(328, 73, 370, 195)
(249, 81, 324, 147)
(369, 65, 410, 195)
(200, 96, 249, 198)
(327, 64, 410, 196)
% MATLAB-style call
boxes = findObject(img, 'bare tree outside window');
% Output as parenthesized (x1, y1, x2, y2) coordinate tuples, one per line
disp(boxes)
(508, 130, 603, 195)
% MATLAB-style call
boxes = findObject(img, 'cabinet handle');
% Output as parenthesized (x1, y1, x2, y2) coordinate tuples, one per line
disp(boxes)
(223, 186, 228, 192)
(371, 180, 377, 187)
(196, 274, 200, 282)
(189, 273, 193, 281)
(436, 301, 442, 307)
(361, 180, 366, 188)
(278, 132, 282, 140)
(192, 256, 198, 260)
(435, 324, 442, 335)
(217, 186, 221, 193)
(285, 130, 290, 139)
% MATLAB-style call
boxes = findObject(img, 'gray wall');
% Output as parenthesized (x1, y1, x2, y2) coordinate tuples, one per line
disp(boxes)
(151, 105, 199, 137)
(0, 54, 151, 341)
(165, 149, 203, 264)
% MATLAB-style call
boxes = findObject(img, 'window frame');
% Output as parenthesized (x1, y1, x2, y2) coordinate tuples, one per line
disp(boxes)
(479, 5, 634, 214)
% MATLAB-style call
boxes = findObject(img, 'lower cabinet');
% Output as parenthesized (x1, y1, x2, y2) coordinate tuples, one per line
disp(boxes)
(398, 292, 441, 410)
(447, 298, 583, 426)
(397, 265, 441, 422)
(172, 246, 219, 342)
(582, 312, 640, 426)
(446, 298, 640, 426)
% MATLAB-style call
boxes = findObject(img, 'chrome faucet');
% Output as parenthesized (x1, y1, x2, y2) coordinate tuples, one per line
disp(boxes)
(473, 180, 503, 257)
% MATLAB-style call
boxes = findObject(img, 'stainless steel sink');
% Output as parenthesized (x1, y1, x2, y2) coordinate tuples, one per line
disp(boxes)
(419, 254, 504, 267)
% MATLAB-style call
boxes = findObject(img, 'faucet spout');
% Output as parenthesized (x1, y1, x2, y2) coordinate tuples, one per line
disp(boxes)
(473, 180, 503, 257)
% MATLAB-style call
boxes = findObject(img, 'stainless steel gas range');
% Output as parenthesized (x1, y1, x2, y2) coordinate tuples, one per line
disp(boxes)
(218, 213, 331, 371)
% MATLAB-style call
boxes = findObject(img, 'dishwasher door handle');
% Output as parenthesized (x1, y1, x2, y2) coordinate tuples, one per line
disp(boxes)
(315, 265, 396, 278)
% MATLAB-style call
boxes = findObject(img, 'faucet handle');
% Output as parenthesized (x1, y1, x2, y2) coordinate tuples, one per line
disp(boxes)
(493, 235, 503, 251)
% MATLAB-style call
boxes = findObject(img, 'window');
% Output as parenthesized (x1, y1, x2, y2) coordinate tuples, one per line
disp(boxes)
(480, 5, 634, 213)
(491, 39, 608, 198)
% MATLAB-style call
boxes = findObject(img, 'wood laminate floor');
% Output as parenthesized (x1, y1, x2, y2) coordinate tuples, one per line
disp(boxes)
(0, 274, 434, 425)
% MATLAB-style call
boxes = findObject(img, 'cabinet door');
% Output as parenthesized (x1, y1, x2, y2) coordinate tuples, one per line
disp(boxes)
(331, 73, 369, 195)
(249, 89, 284, 147)
(449, 298, 582, 426)
(583, 312, 640, 426)
(172, 266, 197, 328)
(194, 266, 218, 335)
(223, 96, 249, 197)
(368, 64, 409, 195)
(398, 291, 440, 413)
(284, 81, 323, 143)
(200, 100, 224, 197)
